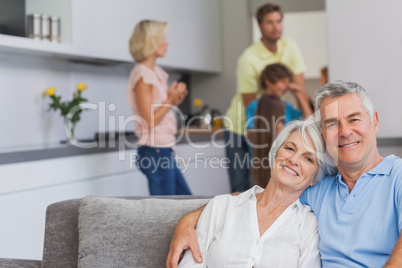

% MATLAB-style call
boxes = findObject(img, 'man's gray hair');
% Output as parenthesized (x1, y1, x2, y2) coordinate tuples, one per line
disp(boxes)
(268, 119, 337, 185)
(314, 81, 376, 120)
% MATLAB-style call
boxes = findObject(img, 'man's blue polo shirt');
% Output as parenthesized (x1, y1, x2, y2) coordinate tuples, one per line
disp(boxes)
(300, 155, 402, 267)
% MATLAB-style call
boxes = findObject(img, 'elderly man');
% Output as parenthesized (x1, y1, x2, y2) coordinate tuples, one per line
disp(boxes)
(166, 81, 402, 268)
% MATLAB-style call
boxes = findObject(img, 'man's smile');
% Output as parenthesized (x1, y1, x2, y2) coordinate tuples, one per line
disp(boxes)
(338, 141, 359, 148)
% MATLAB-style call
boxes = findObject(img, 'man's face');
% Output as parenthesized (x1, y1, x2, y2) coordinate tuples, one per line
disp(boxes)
(258, 11, 283, 43)
(319, 93, 379, 169)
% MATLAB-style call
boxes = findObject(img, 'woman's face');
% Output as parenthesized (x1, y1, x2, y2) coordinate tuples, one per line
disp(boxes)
(272, 130, 319, 192)
(155, 37, 168, 58)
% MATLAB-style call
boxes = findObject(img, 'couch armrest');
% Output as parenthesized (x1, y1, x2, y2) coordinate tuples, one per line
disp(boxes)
(0, 258, 41, 268)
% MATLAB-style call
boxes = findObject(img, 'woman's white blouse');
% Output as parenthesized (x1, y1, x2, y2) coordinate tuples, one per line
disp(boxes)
(179, 186, 320, 268)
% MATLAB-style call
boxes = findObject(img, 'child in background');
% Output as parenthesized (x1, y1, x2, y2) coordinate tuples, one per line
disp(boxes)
(246, 63, 313, 188)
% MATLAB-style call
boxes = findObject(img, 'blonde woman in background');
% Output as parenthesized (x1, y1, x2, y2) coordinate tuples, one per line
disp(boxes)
(127, 20, 192, 195)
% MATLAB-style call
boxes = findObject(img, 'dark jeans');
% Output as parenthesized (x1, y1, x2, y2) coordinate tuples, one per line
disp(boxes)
(136, 146, 192, 195)
(224, 130, 251, 192)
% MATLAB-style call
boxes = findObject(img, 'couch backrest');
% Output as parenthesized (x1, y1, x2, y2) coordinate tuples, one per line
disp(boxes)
(41, 196, 212, 268)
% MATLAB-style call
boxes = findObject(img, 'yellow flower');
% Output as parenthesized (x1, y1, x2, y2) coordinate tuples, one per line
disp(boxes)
(45, 86, 56, 96)
(77, 82, 87, 91)
(193, 98, 203, 107)
(73, 93, 77, 98)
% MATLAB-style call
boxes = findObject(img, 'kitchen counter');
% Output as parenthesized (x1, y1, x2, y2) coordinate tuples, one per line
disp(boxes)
(2, 127, 402, 165)
(0, 128, 225, 165)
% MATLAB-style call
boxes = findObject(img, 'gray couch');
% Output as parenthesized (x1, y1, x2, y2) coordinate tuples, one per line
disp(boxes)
(0, 195, 211, 268)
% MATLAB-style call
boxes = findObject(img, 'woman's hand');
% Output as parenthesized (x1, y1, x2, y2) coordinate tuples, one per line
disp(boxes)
(168, 82, 188, 106)
(135, 79, 187, 129)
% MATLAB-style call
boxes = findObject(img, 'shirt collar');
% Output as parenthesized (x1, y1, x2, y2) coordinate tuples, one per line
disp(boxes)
(336, 154, 398, 183)
(255, 38, 284, 59)
(138, 63, 168, 82)
(237, 185, 265, 206)
(154, 65, 168, 81)
(237, 185, 301, 210)
(366, 154, 398, 175)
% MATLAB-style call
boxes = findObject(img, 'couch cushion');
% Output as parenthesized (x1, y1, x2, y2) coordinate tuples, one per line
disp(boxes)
(77, 196, 210, 268)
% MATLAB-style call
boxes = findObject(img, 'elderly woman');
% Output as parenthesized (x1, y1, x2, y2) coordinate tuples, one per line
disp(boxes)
(127, 20, 192, 195)
(177, 119, 336, 267)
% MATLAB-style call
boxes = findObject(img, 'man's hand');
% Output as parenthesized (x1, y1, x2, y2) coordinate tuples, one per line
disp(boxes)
(288, 82, 303, 95)
(288, 79, 313, 117)
(166, 207, 205, 268)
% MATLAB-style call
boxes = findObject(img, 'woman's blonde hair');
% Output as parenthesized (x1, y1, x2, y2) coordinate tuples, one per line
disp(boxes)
(129, 20, 168, 62)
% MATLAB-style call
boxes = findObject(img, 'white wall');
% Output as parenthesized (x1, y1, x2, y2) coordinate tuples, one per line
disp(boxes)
(190, 0, 251, 115)
(326, 0, 402, 138)
(0, 52, 134, 151)
(71, 0, 222, 72)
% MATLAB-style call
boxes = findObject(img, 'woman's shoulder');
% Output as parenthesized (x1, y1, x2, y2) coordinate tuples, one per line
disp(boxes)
(295, 201, 318, 230)
(132, 63, 156, 78)
(295, 202, 319, 244)
(207, 186, 263, 209)
(129, 63, 165, 87)
(206, 191, 247, 210)
(208, 193, 235, 207)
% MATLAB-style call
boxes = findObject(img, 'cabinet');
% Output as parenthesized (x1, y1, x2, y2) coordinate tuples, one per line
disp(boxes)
(175, 140, 231, 195)
(0, 0, 73, 57)
(0, 0, 222, 73)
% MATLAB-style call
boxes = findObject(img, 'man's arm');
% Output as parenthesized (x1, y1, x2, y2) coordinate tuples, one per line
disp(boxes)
(237, 54, 259, 108)
(166, 206, 205, 268)
(384, 234, 402, 267)
(292, 73, 306, 93)
(385, 161, 402, 267)
(166, 192, 242, 268)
